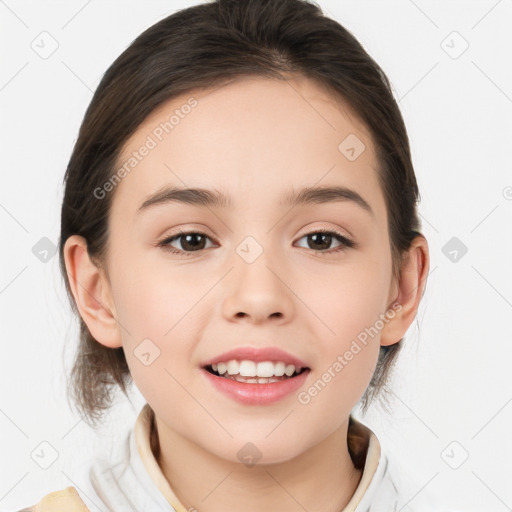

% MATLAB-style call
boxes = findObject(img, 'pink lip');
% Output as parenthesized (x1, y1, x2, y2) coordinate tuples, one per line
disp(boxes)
(201, 368, 310, 405)
(201, 346, 309, 368)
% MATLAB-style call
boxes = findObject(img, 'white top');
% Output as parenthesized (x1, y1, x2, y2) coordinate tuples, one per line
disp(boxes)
(60, 403, 441, 511)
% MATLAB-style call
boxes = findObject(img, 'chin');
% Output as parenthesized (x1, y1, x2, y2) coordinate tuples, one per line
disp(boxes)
(203, 435, 309, 467)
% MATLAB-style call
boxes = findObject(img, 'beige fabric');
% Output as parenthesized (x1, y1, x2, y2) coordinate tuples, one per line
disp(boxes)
(18, 486, 90, 512)
(134, 404, 190, 512)
(341, 432, 381, 511)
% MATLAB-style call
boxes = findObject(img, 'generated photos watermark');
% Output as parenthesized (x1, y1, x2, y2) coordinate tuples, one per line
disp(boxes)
(93, 97, 198, 200)
(297, 302, 402, 405)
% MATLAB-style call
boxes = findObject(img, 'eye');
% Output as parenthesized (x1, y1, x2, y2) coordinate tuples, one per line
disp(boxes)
(156, 228, 355, 256)
(295, 229, 355, 253)
(156, 230, 216, 255)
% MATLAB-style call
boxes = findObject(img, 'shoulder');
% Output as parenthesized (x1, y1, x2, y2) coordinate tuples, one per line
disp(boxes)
(15, 486, 91, 512)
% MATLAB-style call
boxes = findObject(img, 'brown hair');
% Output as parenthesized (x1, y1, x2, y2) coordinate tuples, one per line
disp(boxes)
(59, 0, 422, 427)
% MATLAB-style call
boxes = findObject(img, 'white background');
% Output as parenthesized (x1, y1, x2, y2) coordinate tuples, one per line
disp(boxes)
(1, 1, 511, 510)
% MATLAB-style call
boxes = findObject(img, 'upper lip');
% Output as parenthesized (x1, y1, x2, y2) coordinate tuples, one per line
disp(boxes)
(201, 346, 309, 368)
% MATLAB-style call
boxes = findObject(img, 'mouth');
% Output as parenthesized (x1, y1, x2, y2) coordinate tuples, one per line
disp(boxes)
(203, 360, 310, 384)
(200, 346, 311, 404)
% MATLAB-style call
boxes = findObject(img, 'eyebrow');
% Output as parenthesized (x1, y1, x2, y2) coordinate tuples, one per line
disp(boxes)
(137, 185, 373, 217)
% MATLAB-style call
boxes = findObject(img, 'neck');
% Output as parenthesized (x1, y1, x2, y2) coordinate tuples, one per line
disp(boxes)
(154, 416, 363, 512)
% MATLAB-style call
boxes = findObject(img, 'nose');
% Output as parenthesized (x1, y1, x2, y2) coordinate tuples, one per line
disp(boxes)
(222, 249, 294, 325)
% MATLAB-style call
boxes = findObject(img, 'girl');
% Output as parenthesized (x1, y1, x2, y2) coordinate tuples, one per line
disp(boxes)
(19, 0, 434, 510)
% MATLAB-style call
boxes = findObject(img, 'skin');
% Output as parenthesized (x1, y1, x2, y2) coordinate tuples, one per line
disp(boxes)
(64, 74, 429, 512)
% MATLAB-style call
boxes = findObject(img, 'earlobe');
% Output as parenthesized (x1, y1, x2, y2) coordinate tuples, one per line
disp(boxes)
(380, 235, 430, 347)
(63, 235, 122, 349)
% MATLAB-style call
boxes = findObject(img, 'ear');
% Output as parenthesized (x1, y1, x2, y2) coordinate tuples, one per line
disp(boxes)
(380, 234, 430, 347)
(63, 235, 122, 348)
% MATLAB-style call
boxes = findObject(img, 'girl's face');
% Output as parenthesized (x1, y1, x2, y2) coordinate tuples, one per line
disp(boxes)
(103, 75, 399, 463)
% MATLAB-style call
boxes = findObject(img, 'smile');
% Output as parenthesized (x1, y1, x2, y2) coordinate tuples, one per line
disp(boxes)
(200, 346, 311, 405)
(205, 360, 307, 383)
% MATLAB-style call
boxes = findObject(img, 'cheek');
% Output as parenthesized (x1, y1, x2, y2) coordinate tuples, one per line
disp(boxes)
(111, 254, 206, 340)
(296, 255, 390, 404)
(108, 262, 206, 395)
(297, 343, 379, 438)
(304, 255, 391, 346)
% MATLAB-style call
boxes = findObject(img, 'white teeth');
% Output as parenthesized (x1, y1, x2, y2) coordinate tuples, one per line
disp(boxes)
(256, 361, 274, 378)
(239, 360, 256, 377)
(232, 375, 281, 384)
(285, 364, 295, 377)
(273, 362, 286, 376)
(209, 359, 303, 378)
(227, 360, 239, 375)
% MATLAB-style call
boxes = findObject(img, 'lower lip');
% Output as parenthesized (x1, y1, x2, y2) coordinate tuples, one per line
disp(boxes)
(201, 368, 310, 405)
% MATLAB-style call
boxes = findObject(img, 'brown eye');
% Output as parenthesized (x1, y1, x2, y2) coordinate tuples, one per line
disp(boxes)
(295, 230, 355, 253)
(157, 231, 214, 254)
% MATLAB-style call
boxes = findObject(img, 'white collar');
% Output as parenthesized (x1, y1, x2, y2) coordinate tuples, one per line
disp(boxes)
(133, 403, 385, 511)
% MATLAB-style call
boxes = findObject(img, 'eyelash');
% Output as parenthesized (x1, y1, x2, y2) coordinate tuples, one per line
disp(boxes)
(156, 228, 356, 256)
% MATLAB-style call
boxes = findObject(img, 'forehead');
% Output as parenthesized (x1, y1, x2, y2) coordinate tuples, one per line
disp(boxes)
(110, 74, 385, 225)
